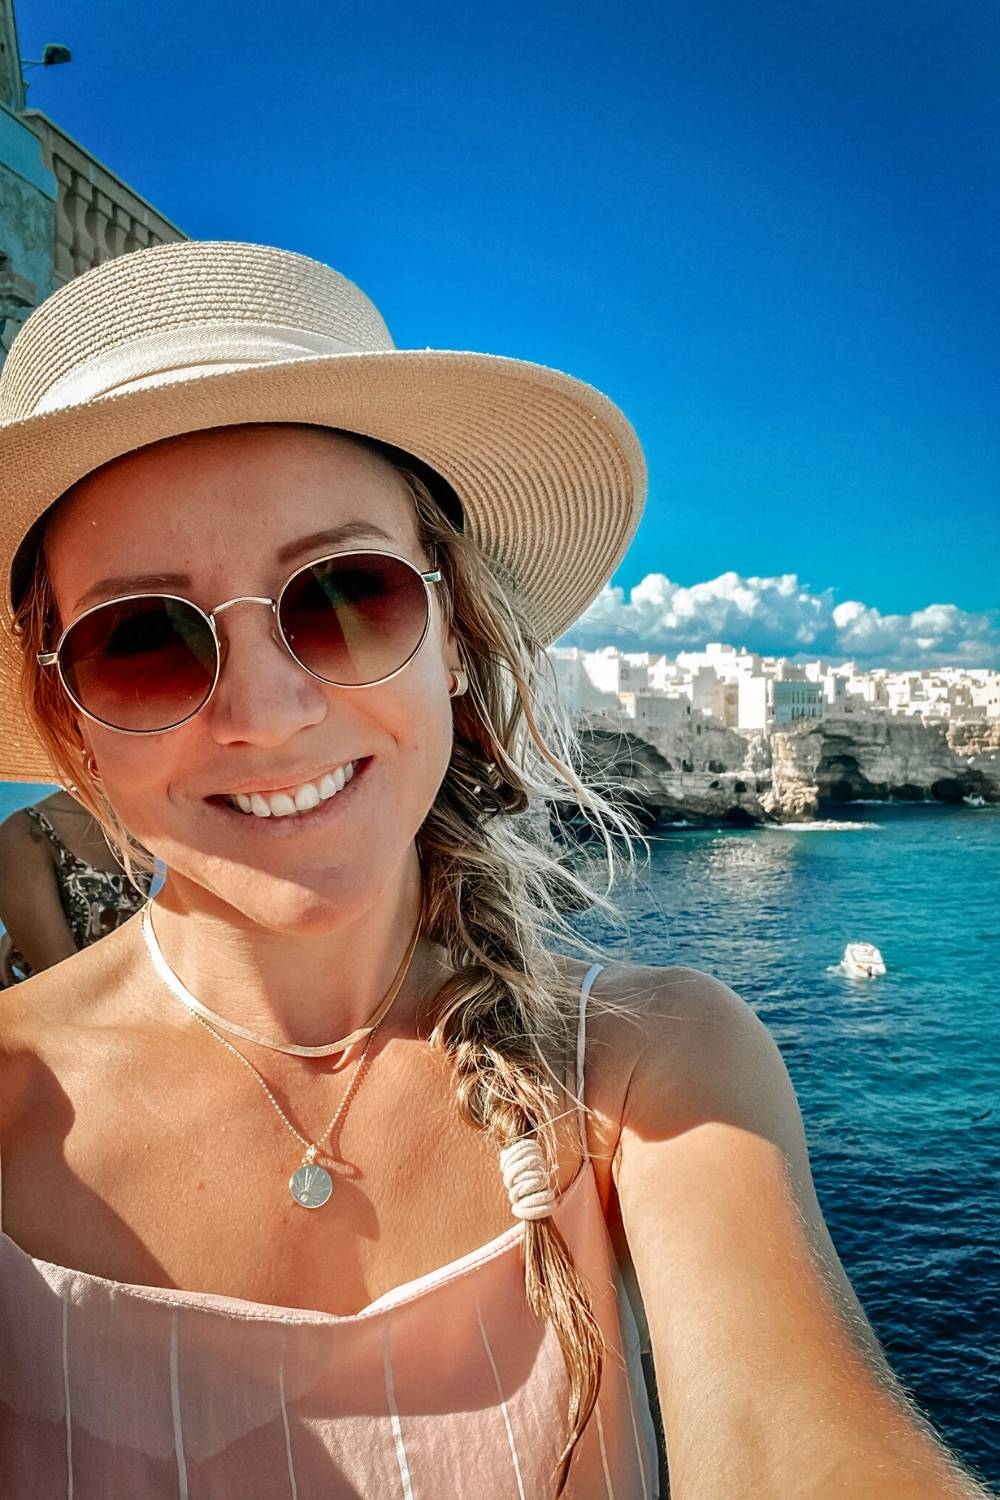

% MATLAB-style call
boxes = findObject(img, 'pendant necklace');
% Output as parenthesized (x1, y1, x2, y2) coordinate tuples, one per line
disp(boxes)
(189, 1007, 382, 1208)
(141, 906, 423, 1207)
(141, 902, 420, 1056)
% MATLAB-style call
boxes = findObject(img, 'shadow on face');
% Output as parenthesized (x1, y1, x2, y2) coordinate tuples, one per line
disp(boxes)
(43, 424, 462, 933)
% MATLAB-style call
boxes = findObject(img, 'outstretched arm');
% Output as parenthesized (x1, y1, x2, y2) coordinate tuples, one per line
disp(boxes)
(612, 965, 992, 1500)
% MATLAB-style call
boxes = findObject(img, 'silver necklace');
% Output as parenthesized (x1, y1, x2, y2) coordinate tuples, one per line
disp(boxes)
(189, 1009, 380, 1208)
(140, 901, 420, 1057)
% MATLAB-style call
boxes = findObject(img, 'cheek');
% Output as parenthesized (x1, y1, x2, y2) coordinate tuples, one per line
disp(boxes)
(387, 679, 456, 806)
(82, 727, 189, 842)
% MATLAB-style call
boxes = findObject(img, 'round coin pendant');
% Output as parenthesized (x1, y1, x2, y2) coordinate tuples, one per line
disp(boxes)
(289, 1162, 333, 1209)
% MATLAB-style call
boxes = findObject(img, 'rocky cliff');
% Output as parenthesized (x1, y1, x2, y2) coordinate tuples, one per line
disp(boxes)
(567, 712, 1000, 829)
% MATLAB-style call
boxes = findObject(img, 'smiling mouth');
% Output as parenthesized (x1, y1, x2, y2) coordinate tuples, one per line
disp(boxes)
(211, 758, 371, 821)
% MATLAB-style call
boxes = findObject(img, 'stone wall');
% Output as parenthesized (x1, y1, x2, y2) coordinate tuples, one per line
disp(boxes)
(0, 100, 56, 357)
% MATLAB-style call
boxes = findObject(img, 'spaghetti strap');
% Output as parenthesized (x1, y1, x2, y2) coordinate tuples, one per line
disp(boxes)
(22, 806, 63, 853)
(576, 962, 605, 1155)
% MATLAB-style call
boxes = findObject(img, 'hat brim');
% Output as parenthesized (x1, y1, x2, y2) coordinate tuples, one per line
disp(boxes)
(0, 347, 645, 781)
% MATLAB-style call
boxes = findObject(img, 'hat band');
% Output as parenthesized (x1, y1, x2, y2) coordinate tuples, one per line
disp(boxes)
(34, 322, 374, 415)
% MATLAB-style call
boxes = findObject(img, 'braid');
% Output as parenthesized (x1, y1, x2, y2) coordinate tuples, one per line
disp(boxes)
(422, 838, 605, 1487)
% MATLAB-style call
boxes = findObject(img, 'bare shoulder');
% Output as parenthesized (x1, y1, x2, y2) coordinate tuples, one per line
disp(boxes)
(569, 958, 755, 1147)
(548, 956, 738, 1199)
(0, 967, 63, 1140)
(607, 960, 786, 1118)
(582, 958, 832, 1230)
(0, 923, 137, 1135)
(568, 956, 873, 1309)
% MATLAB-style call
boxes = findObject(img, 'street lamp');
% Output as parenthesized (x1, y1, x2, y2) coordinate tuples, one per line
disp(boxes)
(21, 42, 72, 68)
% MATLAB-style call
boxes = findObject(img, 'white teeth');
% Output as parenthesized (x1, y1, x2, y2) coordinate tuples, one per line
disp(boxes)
(227, 761, 358, 818)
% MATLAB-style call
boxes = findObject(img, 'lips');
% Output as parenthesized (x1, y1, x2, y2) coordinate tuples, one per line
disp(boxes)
(226, 760, 357, 818)
(203, 756, 371, 828)
(217, 757, 364, 798)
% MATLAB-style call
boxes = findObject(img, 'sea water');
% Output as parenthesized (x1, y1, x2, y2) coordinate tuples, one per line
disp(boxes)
(1, 783, 997, 1485)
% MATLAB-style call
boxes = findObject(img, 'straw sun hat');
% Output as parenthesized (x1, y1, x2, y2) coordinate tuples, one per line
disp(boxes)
(0, 240, 646, 782)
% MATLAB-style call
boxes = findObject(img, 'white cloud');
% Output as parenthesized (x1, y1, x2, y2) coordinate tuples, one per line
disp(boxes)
(558, 570, 1000, 668)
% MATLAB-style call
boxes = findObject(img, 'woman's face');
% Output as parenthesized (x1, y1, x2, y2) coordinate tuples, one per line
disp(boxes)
(44, 425, 461, 932)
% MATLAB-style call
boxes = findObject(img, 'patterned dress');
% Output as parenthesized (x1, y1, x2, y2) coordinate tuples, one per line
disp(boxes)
(5, 807, 150, 981)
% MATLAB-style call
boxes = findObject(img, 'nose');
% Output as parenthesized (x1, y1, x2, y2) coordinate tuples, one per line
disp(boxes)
(205, 599, 328, 748)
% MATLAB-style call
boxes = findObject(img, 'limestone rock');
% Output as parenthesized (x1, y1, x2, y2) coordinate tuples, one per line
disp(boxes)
(549, 711, 1000, 832)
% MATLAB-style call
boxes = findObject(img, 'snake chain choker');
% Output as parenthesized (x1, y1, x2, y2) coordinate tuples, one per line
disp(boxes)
(140, 901, 421, 1056)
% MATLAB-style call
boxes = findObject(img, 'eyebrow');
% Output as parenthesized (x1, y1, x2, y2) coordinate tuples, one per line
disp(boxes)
(70, 521, 399, 614)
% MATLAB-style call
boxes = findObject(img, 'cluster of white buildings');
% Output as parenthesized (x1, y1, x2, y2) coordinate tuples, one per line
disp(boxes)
(548, 642, 1000, 732)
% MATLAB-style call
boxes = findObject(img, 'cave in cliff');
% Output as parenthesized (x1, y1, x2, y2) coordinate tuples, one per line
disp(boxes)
(815, 751, 881, 803)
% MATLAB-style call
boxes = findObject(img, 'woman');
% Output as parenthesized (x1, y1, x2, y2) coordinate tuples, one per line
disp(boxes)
(0, 787, 151, 982)
(0, 242, 986, 1498)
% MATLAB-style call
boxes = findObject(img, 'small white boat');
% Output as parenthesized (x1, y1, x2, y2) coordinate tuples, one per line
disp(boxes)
(842, 942, 886, 978)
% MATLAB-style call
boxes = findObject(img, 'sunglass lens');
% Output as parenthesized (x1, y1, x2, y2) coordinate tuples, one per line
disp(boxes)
(60, 597, 217, 732)
(279, 553, 430, 686)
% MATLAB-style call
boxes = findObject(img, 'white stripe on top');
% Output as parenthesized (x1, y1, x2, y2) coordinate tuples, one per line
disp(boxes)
(477, 1303, 527, 1500)
(61, 1285, 73, 1500)
(595, 1400, 615, 1498)
(278, 1351, 299, 1500)
(169, 1313, 189, 1500)
(383, 1319, 415, 1499)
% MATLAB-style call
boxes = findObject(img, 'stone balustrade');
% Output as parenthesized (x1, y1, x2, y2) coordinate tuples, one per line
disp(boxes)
(19, 108, 184, 286)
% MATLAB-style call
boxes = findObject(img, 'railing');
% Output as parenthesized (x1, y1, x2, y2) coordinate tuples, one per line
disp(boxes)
(19, 109, 184, 286)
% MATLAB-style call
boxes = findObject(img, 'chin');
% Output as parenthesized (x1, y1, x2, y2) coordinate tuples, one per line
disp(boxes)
(236, 887, 354, 934)
(222, 874, 383, 936)
(157, 841, 415, 937)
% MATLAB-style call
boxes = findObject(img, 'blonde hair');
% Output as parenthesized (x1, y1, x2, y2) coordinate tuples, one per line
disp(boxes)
(14, 428, 648, 1490)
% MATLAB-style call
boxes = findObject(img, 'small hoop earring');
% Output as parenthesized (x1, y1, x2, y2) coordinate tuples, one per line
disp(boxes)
(84, 751, 102, 782)
(448, 668, 468, 699)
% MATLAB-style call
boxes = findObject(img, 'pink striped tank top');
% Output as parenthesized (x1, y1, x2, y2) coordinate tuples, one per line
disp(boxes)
(0, 963, 659, 1497)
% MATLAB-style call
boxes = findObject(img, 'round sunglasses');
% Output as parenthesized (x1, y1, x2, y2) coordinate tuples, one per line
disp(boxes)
(38, 549, 443, 735)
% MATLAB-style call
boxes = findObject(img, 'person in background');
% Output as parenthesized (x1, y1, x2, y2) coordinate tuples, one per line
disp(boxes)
(0, 787, 150, 983)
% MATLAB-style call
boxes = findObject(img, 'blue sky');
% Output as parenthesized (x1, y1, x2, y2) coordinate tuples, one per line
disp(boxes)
(14, 0, 1000, 666)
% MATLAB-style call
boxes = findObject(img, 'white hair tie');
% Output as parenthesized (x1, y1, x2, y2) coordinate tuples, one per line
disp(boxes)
(499, 1137, 556, 1221)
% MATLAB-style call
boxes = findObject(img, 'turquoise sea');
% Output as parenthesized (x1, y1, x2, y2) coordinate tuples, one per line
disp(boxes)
(1, 783, 997, 1487)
